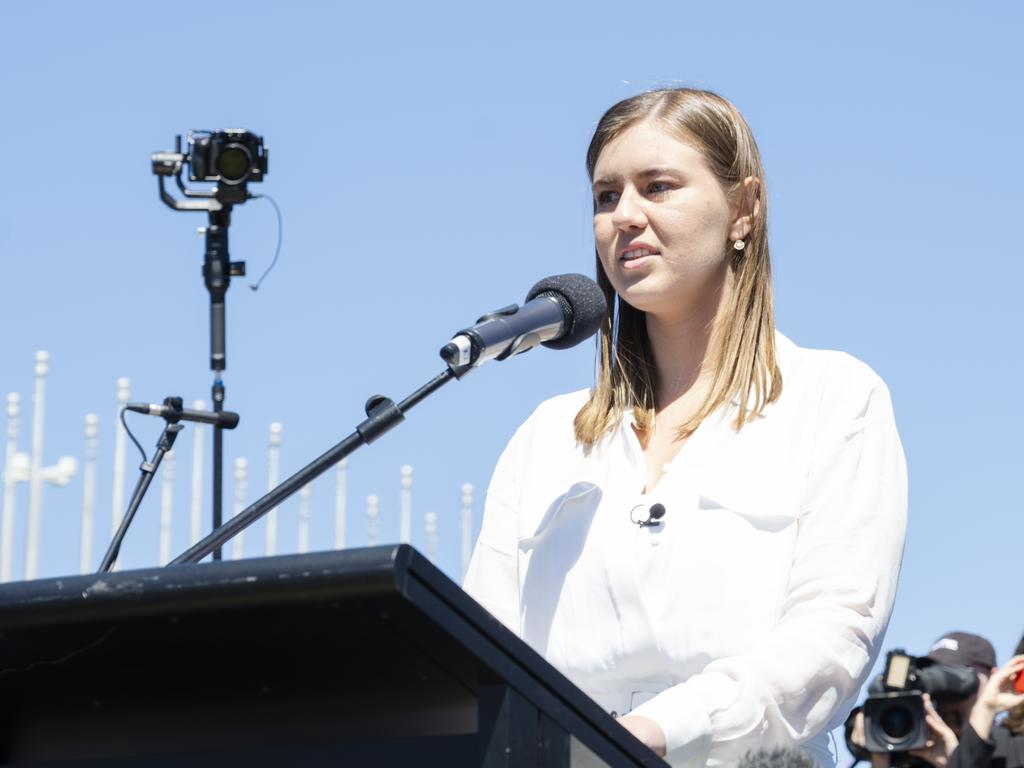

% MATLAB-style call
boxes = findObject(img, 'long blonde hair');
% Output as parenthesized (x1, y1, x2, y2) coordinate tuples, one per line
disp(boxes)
(574, 88, 781, 446)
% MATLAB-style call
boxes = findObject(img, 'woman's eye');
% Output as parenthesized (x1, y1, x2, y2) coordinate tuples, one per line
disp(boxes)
(595, 190, 619, 207)
(647, 181, 673, 196)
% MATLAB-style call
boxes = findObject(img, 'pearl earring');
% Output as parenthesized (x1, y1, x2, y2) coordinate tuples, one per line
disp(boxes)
(732, 239, 745, 251)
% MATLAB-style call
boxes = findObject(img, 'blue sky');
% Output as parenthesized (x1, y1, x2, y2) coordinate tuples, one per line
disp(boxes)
(2, 0, 1022, 759)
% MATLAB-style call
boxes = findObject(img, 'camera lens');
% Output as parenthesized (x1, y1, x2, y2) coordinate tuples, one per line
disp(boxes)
(216, 144, 252, 184)
(880, 704, 914, 740)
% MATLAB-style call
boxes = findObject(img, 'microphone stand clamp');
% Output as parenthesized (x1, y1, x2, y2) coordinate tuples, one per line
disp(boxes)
(98, 398, 189, 573)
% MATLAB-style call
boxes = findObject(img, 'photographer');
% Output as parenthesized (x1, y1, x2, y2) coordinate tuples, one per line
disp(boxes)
(847, 632, 999, 767)
(946, 634, 1024, 768)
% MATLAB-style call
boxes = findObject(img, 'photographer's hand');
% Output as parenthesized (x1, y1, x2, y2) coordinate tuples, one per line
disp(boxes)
(909, 694, 959, 768)
(849, 709, 868, 751)
(967, 654, 1024, 741)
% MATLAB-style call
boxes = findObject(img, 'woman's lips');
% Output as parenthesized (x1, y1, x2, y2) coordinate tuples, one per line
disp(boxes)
(619, 244, 659, 270)
(621, 254, 655, 270)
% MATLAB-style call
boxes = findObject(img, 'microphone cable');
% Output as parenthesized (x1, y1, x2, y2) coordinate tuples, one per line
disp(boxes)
(248, 193, 283, 292)
(120, 407, 148, 464)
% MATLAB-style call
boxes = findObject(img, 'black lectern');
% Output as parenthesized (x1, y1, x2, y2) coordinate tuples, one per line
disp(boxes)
(0, 546, 665, 767)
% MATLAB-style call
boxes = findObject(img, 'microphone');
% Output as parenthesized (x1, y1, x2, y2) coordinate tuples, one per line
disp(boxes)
(629, 502, 667, 527)
(440, 273, 606, 371)
(126, 401, 240, 429)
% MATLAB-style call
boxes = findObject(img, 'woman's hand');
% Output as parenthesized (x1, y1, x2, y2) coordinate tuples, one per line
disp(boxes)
(909, 694, 959, 767)
(968, 655, 1024, 741)
(616, 715, 667, 757)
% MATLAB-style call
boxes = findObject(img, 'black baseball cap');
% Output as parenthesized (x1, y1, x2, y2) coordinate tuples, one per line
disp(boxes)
(924, 631, 997, 672)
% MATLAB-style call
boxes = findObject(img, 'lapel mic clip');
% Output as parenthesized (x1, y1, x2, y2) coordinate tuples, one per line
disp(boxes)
(630, 502, 667, 527)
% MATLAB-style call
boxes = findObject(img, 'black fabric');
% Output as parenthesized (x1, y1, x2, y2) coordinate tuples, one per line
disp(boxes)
(948, 722, 1024, 768)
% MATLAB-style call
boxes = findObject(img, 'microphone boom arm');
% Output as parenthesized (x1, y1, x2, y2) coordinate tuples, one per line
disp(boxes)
(168, 369, 456, 565)
(169, 272, 604, 566)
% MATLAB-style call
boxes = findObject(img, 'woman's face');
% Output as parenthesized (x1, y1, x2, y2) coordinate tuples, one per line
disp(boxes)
(592, 119, 746, 323)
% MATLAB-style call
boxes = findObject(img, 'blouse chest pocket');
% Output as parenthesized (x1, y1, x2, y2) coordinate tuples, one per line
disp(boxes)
(515, 481, 604, 658)
(661, 469, 802, 640)
(517, 481, 603, 551)
(693, 464, 801, 532)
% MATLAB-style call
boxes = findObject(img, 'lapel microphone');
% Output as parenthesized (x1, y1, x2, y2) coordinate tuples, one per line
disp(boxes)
(630, 502, 667, 527)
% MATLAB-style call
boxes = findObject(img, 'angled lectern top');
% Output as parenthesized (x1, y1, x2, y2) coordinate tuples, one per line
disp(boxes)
(0, 545, 665, 767)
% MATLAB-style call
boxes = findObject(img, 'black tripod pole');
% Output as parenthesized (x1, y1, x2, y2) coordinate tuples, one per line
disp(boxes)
(202, 206, 244, 561)
(99, 422, 184, 573)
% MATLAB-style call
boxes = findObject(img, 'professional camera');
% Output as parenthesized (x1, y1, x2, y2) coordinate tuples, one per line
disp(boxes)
(860, 649, 978, 758)
(188, 129, 267, 187)
(151, 129, 267, 208)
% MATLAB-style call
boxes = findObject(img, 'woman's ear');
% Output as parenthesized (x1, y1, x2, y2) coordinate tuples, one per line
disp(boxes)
(729, 176, 761, 242)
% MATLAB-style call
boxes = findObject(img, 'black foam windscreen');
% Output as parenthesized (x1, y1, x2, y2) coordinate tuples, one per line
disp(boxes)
(525, 273, 607, 350)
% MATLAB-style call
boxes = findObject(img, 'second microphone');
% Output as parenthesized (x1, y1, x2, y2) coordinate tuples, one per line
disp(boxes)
(126, 398, 240, 429)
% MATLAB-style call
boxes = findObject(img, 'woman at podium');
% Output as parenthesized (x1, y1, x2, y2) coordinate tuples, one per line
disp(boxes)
(464, 88, 907, 768)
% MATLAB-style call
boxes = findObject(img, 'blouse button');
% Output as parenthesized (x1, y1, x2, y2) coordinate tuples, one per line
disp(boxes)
(610, 710, 618, 718)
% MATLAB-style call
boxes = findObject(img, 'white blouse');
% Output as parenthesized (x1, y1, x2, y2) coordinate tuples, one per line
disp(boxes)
(463, 333, 907, 767)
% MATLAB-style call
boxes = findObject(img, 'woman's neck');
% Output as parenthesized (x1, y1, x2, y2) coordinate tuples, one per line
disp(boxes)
(645, 270, 733, 411)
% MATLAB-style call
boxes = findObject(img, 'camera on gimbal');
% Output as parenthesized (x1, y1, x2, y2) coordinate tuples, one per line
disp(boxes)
(856, 648, 978, 761)
(151, 129, 267, 207)
(188, 129, 267, 187)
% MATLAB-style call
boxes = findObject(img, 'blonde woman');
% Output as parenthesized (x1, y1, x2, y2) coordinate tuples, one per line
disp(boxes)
(464, 88, 907, 767)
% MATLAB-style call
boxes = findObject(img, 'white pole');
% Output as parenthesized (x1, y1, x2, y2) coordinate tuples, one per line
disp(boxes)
(334, 458, 347, 550)
(265, 422, 282, 556)
(158, 448, 176, 566)
(80, 413, 98, 574)
(425, 511, 438, 563)
(25, 351, 49, 580)
(110, 377, 130, 538)
(366, 495, 379, 547)
(400, 464, 412, 544)
(2, 393, 21, 583)
(297, 483, 311, 554)
(460, 482, 474, 581)
(231, 457, 247, 561)
(189, 399, 205, 546)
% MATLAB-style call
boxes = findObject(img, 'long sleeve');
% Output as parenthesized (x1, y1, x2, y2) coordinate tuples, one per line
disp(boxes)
(462, 415, 531, 635)
(630, 372, 908, 766)
(948, 723, 995, 768)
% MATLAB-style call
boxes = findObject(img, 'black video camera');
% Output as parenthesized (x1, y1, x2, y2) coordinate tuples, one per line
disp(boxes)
(859, 649, 978, 759)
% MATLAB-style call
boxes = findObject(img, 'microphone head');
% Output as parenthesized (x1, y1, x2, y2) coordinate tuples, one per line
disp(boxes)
(525, 273, 607, 350)
(649, 503, 666, 520)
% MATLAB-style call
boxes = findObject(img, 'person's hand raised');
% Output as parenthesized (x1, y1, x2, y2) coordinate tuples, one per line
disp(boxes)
(969, 655, 1024, 741)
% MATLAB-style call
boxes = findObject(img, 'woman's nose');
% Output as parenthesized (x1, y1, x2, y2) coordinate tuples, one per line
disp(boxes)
(611, 188, 647, 231)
